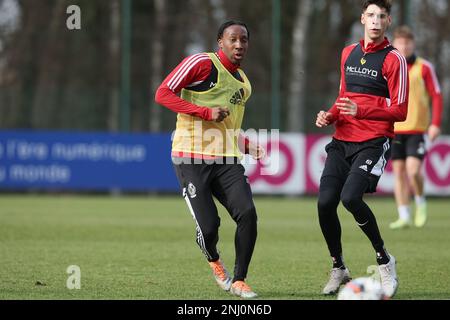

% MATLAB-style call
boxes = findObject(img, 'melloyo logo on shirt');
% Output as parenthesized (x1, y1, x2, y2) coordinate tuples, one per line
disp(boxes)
(346, 65, 378, 78)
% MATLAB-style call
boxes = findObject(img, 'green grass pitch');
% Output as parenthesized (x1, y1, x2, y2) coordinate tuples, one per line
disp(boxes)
(0, 195, 449, 299)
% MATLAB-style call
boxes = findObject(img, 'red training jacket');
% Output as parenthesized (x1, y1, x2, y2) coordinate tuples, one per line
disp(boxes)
(328, 38, 409, 142)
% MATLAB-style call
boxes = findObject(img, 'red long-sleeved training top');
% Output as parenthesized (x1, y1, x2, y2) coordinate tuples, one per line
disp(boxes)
(155, 50, 250, 157)
(155, 50, 239, 121)
(412, 57, 443, 127)
(328, 38, 409, 142)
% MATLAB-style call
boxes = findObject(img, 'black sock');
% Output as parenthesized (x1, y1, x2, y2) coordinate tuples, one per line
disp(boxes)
(376, 247, 390, 265)
(332, 255, 345, 269)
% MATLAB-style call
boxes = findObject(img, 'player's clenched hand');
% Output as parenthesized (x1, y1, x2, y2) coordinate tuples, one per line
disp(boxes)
(336, 97, 358, 116)
(316, 111, 333, 128)
(211, 107, 230, 122)
(428, 124, 441, 142)
(248, 142, 266, 160)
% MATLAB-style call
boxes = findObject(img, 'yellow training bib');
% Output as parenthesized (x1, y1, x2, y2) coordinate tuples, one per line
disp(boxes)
(172, 53, 252, 158)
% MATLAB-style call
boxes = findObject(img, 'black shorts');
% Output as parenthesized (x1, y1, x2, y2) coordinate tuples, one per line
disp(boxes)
(321, 137, 392, 193)
(172, 157, 255, 251)
(391, 133, 426, 160)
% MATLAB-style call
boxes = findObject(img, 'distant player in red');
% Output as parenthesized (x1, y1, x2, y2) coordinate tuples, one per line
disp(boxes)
(390, 26, 443, 230)
(315, 0, 408, 298)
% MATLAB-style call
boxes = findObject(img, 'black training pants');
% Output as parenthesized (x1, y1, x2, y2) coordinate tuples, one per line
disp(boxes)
(173, 157, 257, 282)
(317, 137, 391, 258)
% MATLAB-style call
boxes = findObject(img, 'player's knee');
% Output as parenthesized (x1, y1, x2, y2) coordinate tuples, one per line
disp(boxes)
(340, 193, 362, 213)
(201, 227, 219, 243)
(236, 205, 257, 224)
(199, 221, 220, 242)
(407, 169, 422, 182)
(318, 192, 339, 216)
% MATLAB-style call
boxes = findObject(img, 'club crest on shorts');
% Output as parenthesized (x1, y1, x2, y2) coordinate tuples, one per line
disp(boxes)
(417, 142, 425, 155)
(187, 182, 197, 198)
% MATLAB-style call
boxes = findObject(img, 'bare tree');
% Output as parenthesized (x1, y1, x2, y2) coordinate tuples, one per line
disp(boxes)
(31, 0, 66, 128)
(2, 0, 446, 133)
(415, 0, 450, 132)
(287, 0, 312, 132)
(108, 0, 120, 131)
(1, 0, 53, 128)
(149, 0, 168, 132)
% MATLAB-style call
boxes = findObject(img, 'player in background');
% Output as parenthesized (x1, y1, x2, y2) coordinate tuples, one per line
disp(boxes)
(155, 21, 265, 299)
(315, 0, 408, 298)
(389, 25, 443, 229)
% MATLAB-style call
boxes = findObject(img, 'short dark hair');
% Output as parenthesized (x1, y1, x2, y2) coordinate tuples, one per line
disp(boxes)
(217, 20, 250, 41)
(363, 0, 392, 14)
(393, 25, 414, 40)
